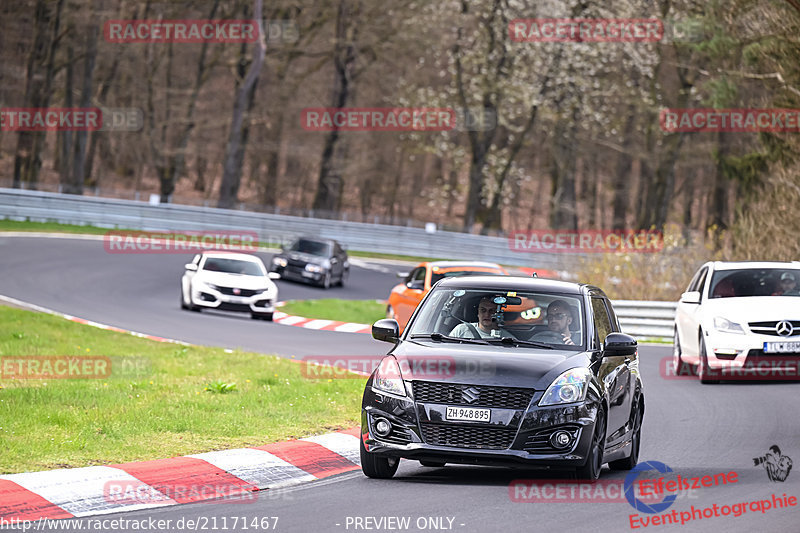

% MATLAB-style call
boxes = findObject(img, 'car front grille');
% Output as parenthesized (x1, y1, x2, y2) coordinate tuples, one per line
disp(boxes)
(419, 423, 517, 450)
(217, 287, 260, 297)
(523, 424, 582, 454)
(748, 320, 800, 337)
(375, 425, 414, 446)
(411, 381, 535, 410)
(288, 259, 307, 269)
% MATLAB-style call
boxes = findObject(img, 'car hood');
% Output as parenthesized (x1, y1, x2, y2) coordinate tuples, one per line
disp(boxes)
(196, 272, 274, 290)
(390, 340, 590, 390)
(702, 296, 800, 322)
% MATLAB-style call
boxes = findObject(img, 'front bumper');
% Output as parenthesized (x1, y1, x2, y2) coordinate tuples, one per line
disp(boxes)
(192, 287, 275, 314)
(271, 266, 325, 284)
(704, 330, 800, 378)
(360, 385, 600, 469)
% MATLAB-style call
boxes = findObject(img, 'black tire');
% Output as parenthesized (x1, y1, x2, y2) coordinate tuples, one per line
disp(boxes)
(419, 461, 446, 468)
(672, 329, 694, 376)
(360, 437, 399, 479)
(180, 290, 188, 310)
(698, 335, 718, 384)
(321, 272, 331, 289)
(337, 268, 348, 287)
(386, 305, 395, 319)
(608, 402, 642, 471)
(575, 409, 606, 481)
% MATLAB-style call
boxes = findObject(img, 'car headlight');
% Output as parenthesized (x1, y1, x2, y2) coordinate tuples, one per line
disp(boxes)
(372, 356, 406, 397)
(713, 316, 745, 334)
(272, 257, 287, 267)
(305, 264, 324, 273)
(539, 367, 591, 406)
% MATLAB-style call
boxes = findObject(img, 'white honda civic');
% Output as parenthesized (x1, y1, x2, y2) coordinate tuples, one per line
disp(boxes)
(674, 261, 800, 383)
(181, 251, 280, 320)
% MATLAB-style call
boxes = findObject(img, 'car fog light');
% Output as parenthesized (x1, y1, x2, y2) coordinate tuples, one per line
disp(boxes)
(550, 430, 572, 449)
(374, 418, 392, 437)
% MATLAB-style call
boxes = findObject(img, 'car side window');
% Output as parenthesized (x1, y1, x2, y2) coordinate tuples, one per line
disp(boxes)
(591, 297, 613, 347)
(695, 268, 709, 296)
(604, 299, 621, 332)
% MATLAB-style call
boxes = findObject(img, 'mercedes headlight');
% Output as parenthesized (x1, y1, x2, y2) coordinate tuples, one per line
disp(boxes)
(272, 257, 287, 267)
(713, 316, 745, 334)
(539, 367, 591, 406)
(305, 264, 324, 273)
(372, 356, 407, 398)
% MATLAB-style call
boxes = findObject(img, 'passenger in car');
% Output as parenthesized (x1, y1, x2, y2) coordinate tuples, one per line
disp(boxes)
(449, 296, 513, 339)
(777, 272, 800, 295)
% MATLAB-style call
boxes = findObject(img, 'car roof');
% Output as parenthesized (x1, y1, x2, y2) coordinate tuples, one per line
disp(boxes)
(296, 236, 336, 245)
(200, 251, 262, 261)
(435, 275, 587, 295)
(427, 261, 504, 269)
(711, 261, 800, 270)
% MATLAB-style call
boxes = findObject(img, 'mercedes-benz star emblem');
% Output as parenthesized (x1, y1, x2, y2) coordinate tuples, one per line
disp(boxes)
(462, 387, 480, 404)
(776, 320, 794, 337)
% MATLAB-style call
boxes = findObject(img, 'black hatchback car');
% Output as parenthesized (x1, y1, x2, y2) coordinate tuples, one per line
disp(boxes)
(360, 276, 644, 480)
(269, 236, 349, 289)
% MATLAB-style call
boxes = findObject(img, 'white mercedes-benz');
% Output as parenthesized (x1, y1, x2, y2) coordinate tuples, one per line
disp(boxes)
(181, 251, 280, 320)
(674, 261, 800, 383)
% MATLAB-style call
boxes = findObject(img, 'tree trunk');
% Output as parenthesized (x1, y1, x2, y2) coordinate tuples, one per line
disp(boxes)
(612, 111, 636, 229)
(218, 0, 266, 209)
(70, 21, 98, 195)
(312, 0, 360, 214)
(13, 0, 64, 189)
(549, 112, 579, 230)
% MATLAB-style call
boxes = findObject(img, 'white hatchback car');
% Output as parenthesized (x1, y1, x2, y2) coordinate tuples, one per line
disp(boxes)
(674, 261, 800, 383)
(181, 251, 280, 320)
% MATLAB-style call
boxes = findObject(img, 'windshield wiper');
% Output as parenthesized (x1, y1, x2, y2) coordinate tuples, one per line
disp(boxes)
(410, 333, 489, 345)
(486, 337, 554, 349)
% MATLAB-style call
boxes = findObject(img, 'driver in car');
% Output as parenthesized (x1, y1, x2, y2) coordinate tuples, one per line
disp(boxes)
(533, 300, 579, 345)
(449, 296, 513, 339)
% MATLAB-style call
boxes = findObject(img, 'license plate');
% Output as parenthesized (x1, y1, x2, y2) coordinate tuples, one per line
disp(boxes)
(302, 271, 315, 278)
(764, 341, 800, 354)
(445, 406, 490, 422)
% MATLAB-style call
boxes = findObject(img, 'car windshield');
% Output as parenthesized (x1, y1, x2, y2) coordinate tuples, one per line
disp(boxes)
(289, 239, 331, 257)
(202, 258, 264, 276)
(709, 268, 800, 298)
(406, 288, 584, 349)
(430, 270, 505, 286)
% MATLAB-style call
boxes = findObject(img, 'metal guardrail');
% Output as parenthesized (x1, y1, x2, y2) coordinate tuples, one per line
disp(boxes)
(613, 300, 676, 340)
(0, 188, 567, 269)
(0, 188, 678, 340)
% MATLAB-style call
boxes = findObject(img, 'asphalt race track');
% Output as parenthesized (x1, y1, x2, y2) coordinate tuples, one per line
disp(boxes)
(0, 235, 407, 357)
(2, 235, 799, 532)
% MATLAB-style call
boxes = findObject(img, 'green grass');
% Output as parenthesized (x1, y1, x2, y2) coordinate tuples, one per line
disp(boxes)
(0, 305, 365, 474)
(280, 299, 386, 325)
(0, 219, 114, 234)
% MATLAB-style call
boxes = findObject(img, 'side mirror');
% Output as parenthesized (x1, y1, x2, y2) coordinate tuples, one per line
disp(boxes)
(603, 332, 637, 357)
(408, 281, 424, 291)
(268, 272, 281, 280)
(185, 263, 198, 271)
(680, 291, 701, 304)
(372, 319, 400, 343)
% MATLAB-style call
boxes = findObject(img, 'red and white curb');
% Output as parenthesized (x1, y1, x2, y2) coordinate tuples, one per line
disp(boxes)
(0, 428, 362, 522)
(272, 309, 371, 334)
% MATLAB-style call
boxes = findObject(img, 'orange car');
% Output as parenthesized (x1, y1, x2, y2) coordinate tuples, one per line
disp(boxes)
(386, 261, 509, 331)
